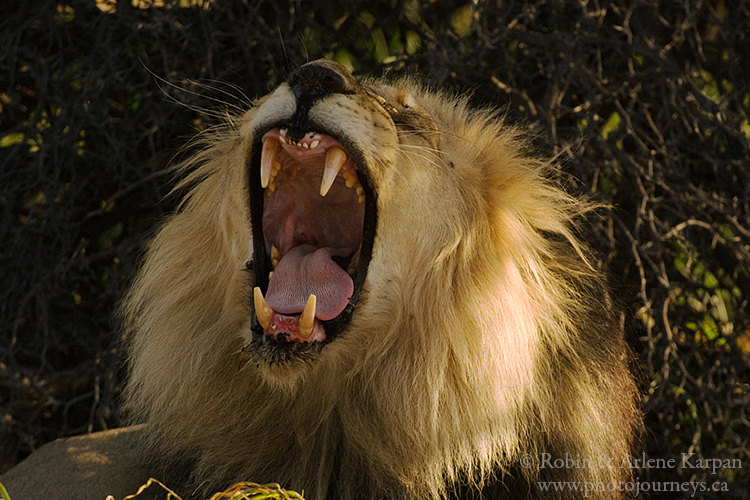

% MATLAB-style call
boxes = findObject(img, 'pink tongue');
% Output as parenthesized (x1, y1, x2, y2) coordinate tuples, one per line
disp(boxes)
(265, 245, 354, 321)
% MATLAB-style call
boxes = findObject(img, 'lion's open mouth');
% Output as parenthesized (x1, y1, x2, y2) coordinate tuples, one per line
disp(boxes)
(248, 126, 375, 351)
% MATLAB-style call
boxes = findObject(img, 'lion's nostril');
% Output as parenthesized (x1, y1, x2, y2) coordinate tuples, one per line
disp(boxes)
(289, 66, 344, 99)
(286, 60, 361, 138)
(288, 59, 358, 105)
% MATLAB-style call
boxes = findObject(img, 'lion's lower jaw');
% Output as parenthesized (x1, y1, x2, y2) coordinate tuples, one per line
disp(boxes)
(242, 346, 314, 392)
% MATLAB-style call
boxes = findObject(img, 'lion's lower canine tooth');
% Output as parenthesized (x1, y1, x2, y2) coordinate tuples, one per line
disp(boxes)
(260, 138, 280, 188)
(253, 287, 274, 330)
(320, 146, 347, 197)
(299, 294, 317, 339)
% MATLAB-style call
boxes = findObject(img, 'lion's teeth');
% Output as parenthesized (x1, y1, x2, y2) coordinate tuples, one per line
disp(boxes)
(342, 168, 358, 188)
(340, 163, 364, 201)
(348, 254, 359, 274)
(310, 140, 320, 149)
(271, 245, 281, 269)
(356, 186, 365, 203)
(320, 146, 348, 197)
(298, 294, 317, 339)
(253, 287, 274, 330)
(260, 138, 280, 188)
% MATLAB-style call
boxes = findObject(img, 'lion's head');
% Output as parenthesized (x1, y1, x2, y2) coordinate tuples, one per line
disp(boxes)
(124, 60, 639, 500)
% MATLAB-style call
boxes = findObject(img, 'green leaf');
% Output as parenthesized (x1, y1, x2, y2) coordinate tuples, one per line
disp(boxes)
(601, 111, 621, 140)
(451, 4, 474, 37)
(98, 222, 123, 250)
(703, 269, 719, 289)
(0, 132, 25, 148)
(702, 315, 719, 340)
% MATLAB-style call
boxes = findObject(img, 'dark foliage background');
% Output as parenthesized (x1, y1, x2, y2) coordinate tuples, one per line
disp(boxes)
(1, 0, 749, 497)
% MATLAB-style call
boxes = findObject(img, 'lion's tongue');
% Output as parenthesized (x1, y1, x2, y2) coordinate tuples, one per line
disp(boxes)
(265, 245, 354, 321)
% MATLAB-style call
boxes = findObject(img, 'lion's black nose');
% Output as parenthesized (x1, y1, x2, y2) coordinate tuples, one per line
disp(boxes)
(285, 60, 360, 139)
(287, 59, 358, 105)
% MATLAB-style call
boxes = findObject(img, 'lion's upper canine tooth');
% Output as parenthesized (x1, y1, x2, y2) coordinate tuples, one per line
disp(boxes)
(253, 287, 274, 330)
(299, 294, 317, 339)
(320, 146, 348, 197)
(260, 138, 280, 189)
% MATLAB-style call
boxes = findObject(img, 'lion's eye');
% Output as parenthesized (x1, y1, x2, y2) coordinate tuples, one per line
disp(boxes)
(370, 92, 400, 117)
(390, 96, 440, 149)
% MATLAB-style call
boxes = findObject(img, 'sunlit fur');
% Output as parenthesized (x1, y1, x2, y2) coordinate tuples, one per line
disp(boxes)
(122, 71, 639, 500)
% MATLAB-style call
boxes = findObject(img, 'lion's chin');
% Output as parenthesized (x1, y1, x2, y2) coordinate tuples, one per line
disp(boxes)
(242, 323, 324, 390)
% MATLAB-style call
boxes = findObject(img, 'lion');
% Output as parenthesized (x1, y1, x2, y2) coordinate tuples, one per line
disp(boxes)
(122, 59, 640, 500)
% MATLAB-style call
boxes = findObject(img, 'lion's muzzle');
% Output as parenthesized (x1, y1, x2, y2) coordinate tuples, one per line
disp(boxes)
(247, 60, 380, 359)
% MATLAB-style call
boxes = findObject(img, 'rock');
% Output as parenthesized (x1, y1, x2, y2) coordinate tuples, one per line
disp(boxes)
(0, 426, 156, 500)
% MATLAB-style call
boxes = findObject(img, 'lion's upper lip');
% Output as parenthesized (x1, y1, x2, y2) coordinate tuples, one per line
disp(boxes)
(250, 126, 369, 343)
